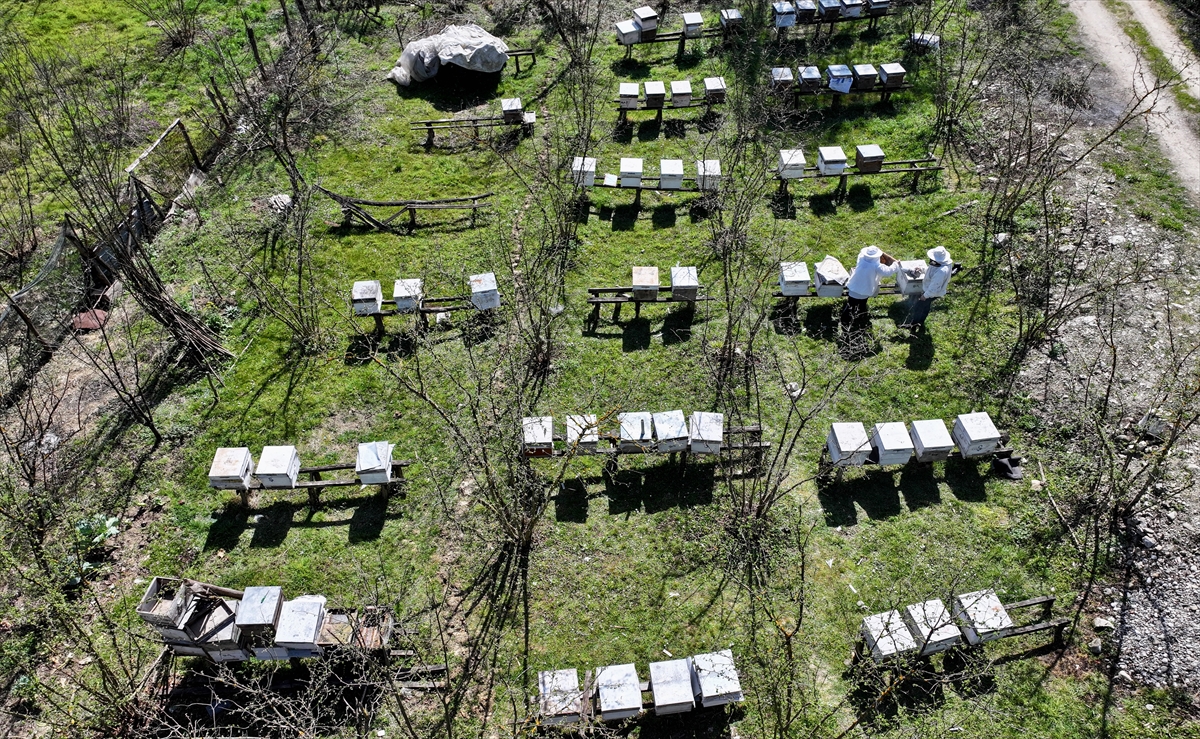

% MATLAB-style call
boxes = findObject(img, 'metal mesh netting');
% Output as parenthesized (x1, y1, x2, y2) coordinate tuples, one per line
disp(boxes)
(0, 223, 88, 345)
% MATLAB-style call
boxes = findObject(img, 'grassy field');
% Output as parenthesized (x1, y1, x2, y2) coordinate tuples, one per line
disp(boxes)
(4, 0, 1200, 736)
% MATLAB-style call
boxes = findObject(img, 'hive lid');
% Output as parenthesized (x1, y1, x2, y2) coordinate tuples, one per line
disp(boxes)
(523, 416, 554, 445)
(620, 157, 645, 174)
(619, 82, 640, 96)
(857, 144, 885, 159)
(689, 411, 724, 442)
(671, 80, 692, 94)
(862, 610, 918, 656)
(843, 0, 864, 6)
(276, 596, 326, 645)
(501, 97, 522, 111)
(682, 11, 704, 24)
(565, 414, 599, 444)
(721, 8, 743, 20)
(356, 441, 393, 473)
(781, 261, 811, 282)
(853, 63, 877, 76)
(771, 67, 794, 82)
(704, 76, 727, 91)
(632, 265, 659, 286)
(779, 149, 806, 168)
(800, 65, 822, 80)
(653, 410, 688, 439)
(955, 589, 1014, 631)
(826, 64, 852, 77)
(881, 62, 906, 75)
(773, 1, 795, 12)
(469, 272, 498, 293)
(691, 649, 742, 699)
(904, 599, 960, 645)
(815, 255, 849, 283)
(697, 159, 721, 176)
(572, 156, 597, 171)
(660, 159, 684, 176)
(596, 663, 642, 712)
(873, 422, 913, 451)
(671, 265, 698, 287)
(618, 412, 654, 442)
(798, 0, 817, 8)
(649, 659, 692, 706)
(257, 445, 298, 474)
(818, 146, 847, 163)
(616, 19, 638, 34)
(237, 586, 283, 628)
(352, 280, 381, 301)
(393, 278, 423, 299)
(644, 80, 666, 96)
(956, 412, 1000, 440)
(830, 422, 869, 452)
(633, 5, 658, 20)
(539, 668, 581, 718)
(209, 447, 251, 479)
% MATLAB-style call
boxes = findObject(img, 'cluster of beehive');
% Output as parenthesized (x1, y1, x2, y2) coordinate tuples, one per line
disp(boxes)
(136, 578, 389, 662)
(522, 410, 724, 456)
(777, 144, 886, 177)
(618, 77, 727, 109)
(208, 441, 395, 491)
(861, 589, 1014, 662)
(826, 412, 1003, 467)
(770, 61, 905, 94)
(540, 650, 743, 724)
(351, 272, 500, 316)
(615, 6, 727, 44)
(570, 157, 721, 190)
(629, 265, 700, 300)
(771, 0, 889, 24)
(777, 252, 927, 297)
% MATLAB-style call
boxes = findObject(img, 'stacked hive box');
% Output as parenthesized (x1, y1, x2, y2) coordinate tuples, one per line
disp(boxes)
(954, 589, 1013, 645)
(952, 412, 1002, 457)
(653, 410, 689, 452)
(671, 80, 692, 107)
(618, 412, 654, 451)
(817, 146, 847, 175)
(393, 278, 423, 313)
(868, 0, 889, 14)
(861, 610, 918, 661)
(826, 64, 853, 93)
(208, 447, 254, 490)
(852, 63, 877, 89)
(779, 262, 811, 296)
(796, 0, 817, 21)
(770, 67, 795, 91)
(616, 19, 640, 45)
(470, 272, 501, 310)
(814, 255, 849, 296)
(501, 98, 523, 123)
(682, 12, 704, 37)
(704, 76, 727, 103)
(237, 585, 285, 660)
(572, 157, 597, 187)
(799, 65, 823, 90)
(137, 577, 197, 654)
(856, 144, 885, 172)
(276, 595, 327, 657)
(828, 422, 870, 466)
(903, 599, 961, 655)
(660, 159, 684, 190)
(644, 80, 666, 108)
(909, 419, 955, 462)
(840, 0, 865, 17)
(522, 417, 554, 457)
(632, 266, 660, 300)
(871, 422, 914, 465)
(896, 260, 927, 295)
(689, 412, 724, 454)
(879, 62, 906, 87)
(621, 158, 644, 188)
(649, 659, 693, 714)
(355, 441, 394, 484)
(186, 599, 247, 662)
(566, 414, 599, 450)
(352, 281, 383, 316)
(671, 266, 699, 300)
(779, 149, 807, 179)
(256, 446, 300, 489)
(696, 160, 721, 191)
(619, 82, 640, 109)
(539, 669, 583, 724)
(595, 663, 642, 721)
(690, 650, 744, 707)
(773, 1, 796, 27)
(818, 0, 840, 19)
(719, 8, 743, 29)
(633, 6, 658, 39)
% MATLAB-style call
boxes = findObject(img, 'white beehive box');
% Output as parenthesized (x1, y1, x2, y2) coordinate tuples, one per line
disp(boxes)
(565, 414, 599, 449)
(619, 82, 640, 109)
(952, 412, 1002, 457)
(256, 445, 300, 489)
(773, 1, 796, 27)
(840, 0, 864, 17)
(852, 63, 877, 90)
(522, 416, 554, 456)
(660, 159, 685, 190)
(855, 143, 885, 173)
(909, 419, 955, 462)
(690, 650, 743, 707)
(355, 441, 394, 484)
(137, 576, 193, 628)
(632, 266, 660, 300)
(704, 76, 727, 103)
(903, 599, 962, 656)
(618, 412, 654, 452)
(688, 411, 724, 455)
(470, 272, 501, 310)
(910, 32, 941, 52)
(770, 66, 795, 90)
(682, 12, 704, 37)
(779, 149, 806, 178)
(615, 19, 640, 45)
(880, 61, 906, 87)
(595, 663, 642, 721)
(817, 146, 847, 176)
(796, 0, 817, 20)
(861, 610, 918, 662)
(572, 156, 597, 187)
(818, 0, 840, 18)
(671, 266, 699, 300)
(538, 669, 582, 725)
(779, 262, 811, 296)
(720, 8, 743, 28)
(500, 97, 523, 123)
(237, 586, 283, 634)
(620, 157, 644, 188)
(644, 80, 666, 108)
(872, 422, 914, 465)
(814, 255, 849, 296)
(275, 595, 326, 650)
(352, 280, 382, 316)
(868, 0, 889, 14)
(827, 422, 870, 466)
(653, 410, 688, 453)
(670, 79, 692, 107)
(696, 159, 721, 191)
(826, 64, 853, 94)
(393, 278, 423, 313)
(799, 65, 822, 90)
(953, 589, 1014, 645)
(896, 260, 927, 295)
(208, 447, 253, 490)
(633, 5, 658, 29)
(649, 659, 694, 714)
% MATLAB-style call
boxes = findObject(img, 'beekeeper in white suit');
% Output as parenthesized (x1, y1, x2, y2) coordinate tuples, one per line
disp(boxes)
(841, 246, 898, 331)
(902, 245, 953, 334)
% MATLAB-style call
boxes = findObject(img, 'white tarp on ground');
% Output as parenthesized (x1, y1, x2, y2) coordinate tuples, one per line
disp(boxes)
(387, 24, 510, 86)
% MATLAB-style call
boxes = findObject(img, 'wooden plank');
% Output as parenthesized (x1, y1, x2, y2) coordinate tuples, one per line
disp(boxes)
(1004, 595, 1056, 611)
(1004, 619, 1069, 639)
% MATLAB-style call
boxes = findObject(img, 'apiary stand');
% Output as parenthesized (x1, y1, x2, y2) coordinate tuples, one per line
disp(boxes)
(996, 594, 1069, 649)
(350, 294, 481, 336)
(809, 7, 892, 37)
(238, 458, 412, 509)
(317, 187, 494, 234)
(588, 176, 713, 209)
(529, 424, 769, 474)
(614, 93, 725, 124)
(506, 48, 538, 74)
(789, 79, 914, 109)
(619, 25, 725, 60)
(408, 112, 537, 147)
(584, 284, 713, 329)
(817, 427, 1011, 483)
(773, 262, 960, 301)
(772, 156, 942, 200)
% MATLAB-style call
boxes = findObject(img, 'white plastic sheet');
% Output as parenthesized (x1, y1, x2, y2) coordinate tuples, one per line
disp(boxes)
(387, 24, 510, 86)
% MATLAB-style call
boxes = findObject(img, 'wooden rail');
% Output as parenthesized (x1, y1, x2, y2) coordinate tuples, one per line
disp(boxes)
(585, 285, 713, 328)
(317, 186, 494, 232)
(530, 424, 770, 474)
(238, 459, 411, 509)
(776, 157, 942, 199)
(408, 113, 536, 146)
(353, 294, 499, 336)
(614, 95, 723, 123)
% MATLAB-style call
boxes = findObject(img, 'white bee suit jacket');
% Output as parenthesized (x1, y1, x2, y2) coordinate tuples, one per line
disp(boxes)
(846, 255, 898, 299)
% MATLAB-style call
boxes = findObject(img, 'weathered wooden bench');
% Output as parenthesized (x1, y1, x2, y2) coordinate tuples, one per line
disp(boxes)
(409, 114, 535, 146)
(318, 186, 494, 233)
(775, 157, 942, 198)
(585, 285, 714, 328)
(238, 459, 411, 509)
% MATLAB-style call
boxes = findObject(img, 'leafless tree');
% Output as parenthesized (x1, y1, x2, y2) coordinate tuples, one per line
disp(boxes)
(121, 0, 202, 53)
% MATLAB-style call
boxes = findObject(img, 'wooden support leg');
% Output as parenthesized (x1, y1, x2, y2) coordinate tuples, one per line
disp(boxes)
(372, 313, 385, 338)
(424, 125, 434, 148)
(633, 187, 642, 209)
(408, 207, 417, 233)
(634, 300, 642, 319)
(308, 470, 323, 511)
(471, 202, 478, 228)
(678, 34, 686, 56)
(589, 303, 601, 329)
(911, 170, 921, 194)
(619, 108, 627, 125)
(655, 108, 663, 125)
(240, 489, 249, 508)
(419, 311, 429, 332)
(612, 301, 622, 323)
(515, 55, 521, 74)
(625, 45, 633, 60)
(838, 173, 848, 201)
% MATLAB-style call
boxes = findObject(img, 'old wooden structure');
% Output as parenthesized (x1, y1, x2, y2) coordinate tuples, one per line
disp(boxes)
(318, 186, 494, 233)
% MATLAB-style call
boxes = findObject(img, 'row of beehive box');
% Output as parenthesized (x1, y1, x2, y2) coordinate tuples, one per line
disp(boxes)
(779, 254, 927, 296)
(571, 157, 721, 190)
(136, 577, 333, 661)
(498, 97, 534, 124)
(861, 589, 1015, 662)
(540, 650, 743, 724)
(208, 441, 395, 491)
(615, 6, 732, 44)
(618, 77, 727, 108)
(778, 144, 887, 177)
(351, 272, 500, 316)
(771, 0, 889, 24)
(523, 410, 724, 455)
(828, 412, 1002, 466)
(628, 265, 699, 300)
(770, 62, 905, 94)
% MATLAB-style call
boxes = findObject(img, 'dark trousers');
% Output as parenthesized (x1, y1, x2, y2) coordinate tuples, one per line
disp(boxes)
(841, 297, 870, 330)
(905, 295, 936, 327)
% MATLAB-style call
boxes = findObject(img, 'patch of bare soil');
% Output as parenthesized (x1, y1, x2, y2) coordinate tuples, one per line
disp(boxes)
(1123, 0, 1200, 100)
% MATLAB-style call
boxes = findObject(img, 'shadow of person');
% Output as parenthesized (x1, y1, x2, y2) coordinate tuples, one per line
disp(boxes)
(662, 304, 694, 344)
(555, 479, 590, 523)
(846, 183, 875, 211)
(838, 324, 882, 361)
(906, 330, 935, 370)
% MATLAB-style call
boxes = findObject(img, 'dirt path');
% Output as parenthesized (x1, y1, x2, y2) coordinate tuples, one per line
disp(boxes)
(1066, 0, 1200, 195)
(1123, 0, 1200, 100)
